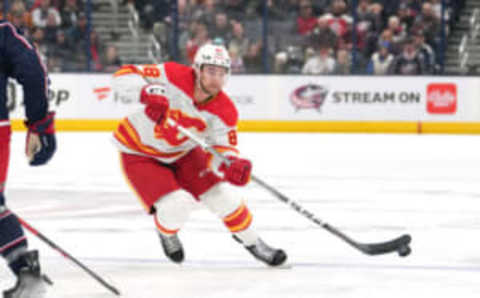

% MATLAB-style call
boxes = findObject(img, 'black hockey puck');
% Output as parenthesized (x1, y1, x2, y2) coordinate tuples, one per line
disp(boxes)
(398, 245, 411, 257)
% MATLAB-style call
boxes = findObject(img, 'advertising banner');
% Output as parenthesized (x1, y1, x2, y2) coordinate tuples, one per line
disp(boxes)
(7, 74, 480, 131)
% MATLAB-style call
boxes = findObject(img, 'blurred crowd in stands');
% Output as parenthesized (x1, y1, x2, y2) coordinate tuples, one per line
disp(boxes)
(145, 0, 465, 75)
(0, 0, 467, 74)
(1, 0, 122, 72)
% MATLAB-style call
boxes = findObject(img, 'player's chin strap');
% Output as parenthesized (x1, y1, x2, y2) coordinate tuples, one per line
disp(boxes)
(167, 118, 412, 257)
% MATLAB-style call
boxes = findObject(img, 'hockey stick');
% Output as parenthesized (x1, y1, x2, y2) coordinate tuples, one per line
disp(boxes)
(15, 214, 121, 296)
(167, 118, 412, 257)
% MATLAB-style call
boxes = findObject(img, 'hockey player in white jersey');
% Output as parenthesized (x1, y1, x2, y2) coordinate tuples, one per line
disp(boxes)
(112, 43, 287, 266)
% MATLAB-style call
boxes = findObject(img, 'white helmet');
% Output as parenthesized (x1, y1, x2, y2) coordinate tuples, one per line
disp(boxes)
(193, 43, 231, 73)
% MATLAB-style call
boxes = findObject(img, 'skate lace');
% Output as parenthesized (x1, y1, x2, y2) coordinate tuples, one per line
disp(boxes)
(161, 234, 182, 253)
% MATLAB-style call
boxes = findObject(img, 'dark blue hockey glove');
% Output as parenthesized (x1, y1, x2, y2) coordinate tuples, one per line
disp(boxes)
(25, 112, 56, 166)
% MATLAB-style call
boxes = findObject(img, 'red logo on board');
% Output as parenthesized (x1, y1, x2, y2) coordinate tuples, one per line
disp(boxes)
(426, 83, 457, 114)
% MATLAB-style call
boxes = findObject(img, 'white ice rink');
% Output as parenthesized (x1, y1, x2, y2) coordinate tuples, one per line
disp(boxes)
(1, 131, 480, 298)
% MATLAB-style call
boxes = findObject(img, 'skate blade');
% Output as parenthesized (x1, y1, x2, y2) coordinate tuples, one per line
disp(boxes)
(270, 263, 292, 270)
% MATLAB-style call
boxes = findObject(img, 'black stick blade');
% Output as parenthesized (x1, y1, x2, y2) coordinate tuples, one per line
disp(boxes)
(357, 234, 412, 256)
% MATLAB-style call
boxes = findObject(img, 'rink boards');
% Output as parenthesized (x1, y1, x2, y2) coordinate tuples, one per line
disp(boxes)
(7, 74, 480, 134)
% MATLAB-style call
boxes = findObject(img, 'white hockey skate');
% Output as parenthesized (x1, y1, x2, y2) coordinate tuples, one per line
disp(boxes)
(158, 233, 184, 264)
(3, 250, 52, 298)
(234, 236, 287, 266)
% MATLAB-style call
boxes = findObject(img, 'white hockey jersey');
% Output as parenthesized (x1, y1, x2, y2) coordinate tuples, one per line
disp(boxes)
(112, 62, 239, 163)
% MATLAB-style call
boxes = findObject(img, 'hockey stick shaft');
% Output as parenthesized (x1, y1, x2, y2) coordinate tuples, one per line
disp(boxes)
(16, 214, 121, 296)
(168, 118, 409, 255)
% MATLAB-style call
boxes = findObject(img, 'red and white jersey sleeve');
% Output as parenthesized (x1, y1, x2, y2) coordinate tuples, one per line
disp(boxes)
(112, 62, 240, 164)
(112, 64, 163, 103)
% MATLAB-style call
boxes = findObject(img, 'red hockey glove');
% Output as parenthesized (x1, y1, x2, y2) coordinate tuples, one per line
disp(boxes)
(219, 156, 252, 186)
(140, 84, 169, 123)
(25, 112, 56, 166)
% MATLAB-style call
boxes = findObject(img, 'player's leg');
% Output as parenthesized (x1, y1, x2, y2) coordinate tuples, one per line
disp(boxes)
(177, 147, 287, 266)
(153, 190, 197, 263)
(119, 153, 197, 263)
(1, 125, 49, 298)
(199, 184, 287, 266)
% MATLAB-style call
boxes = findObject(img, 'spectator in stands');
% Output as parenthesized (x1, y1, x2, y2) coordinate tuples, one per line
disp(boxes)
(313, 0, 332, 13)
(387, 16, 407, 44)
(210, 11, 232, 44)
(47, 55, 63, 72)
(47, 29, 72, 70)
(380, 0, 401, 19)
(133, 0, 157, 30)
(44, 12, 60, 44)
(429, 0, 448, 21)
(185, 21, 210, 64)
(243, 42, 263, 73)
(67, 12, 87, 46)
(32, 0, 62, 28)
(355, 1, 384, 53)
(9, 1, 33, 35)
(413, 30, 436, 74)
(333, 49, 351, 74)
(297, 0, 317, 36)
(31, 27, 48, 63)
(229, 46, 246, 74)
(87, 30, 104, 71)
(260, 0, 292, 21)
(321, 0, 352, 50)
(9, 1, 33, 26)
(367, 2, 384, 33)
(228, 21, 249, 58)
(179, 19, 198, 64)
(224, 0, 246, 22)
(366, 41, 394, 75)
(102, 45, 123, 73)
(29, 0, 61, 10)
(376, 28, 399, 55)
(191, 0, 217, 29)
(59, 0, 83, 30)
(388, 38, 423, 75)
(10, 11, 28, 37)
(396, 2, 419, 32)
(411, 2, 440, 48)
(311, 17, 337, 50)
(302, 46, 336, 74)
(356, 0, 374, 28)
(248, 0, 298, 20)
(163, 0, 192, 39)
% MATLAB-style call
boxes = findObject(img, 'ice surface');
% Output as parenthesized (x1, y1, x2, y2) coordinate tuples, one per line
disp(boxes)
(1, 132, 480, 298)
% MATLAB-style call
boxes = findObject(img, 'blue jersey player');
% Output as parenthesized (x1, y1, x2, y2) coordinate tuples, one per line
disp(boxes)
(0, 21, 56, 298)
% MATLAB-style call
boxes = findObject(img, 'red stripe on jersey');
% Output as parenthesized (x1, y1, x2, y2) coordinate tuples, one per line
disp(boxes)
(212, 145, 239, 155)
(154, 215, 179, 235)
(113, 65, 143, 77)
(114, 119, 185, 159)
(0, 236, 27, 253)
(223, 204, 253, 232)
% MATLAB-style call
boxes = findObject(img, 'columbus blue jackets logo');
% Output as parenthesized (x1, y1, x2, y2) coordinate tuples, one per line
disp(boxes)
(290, 84, 329, 111)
